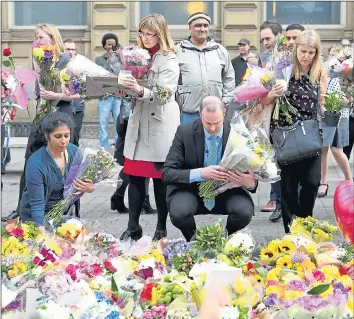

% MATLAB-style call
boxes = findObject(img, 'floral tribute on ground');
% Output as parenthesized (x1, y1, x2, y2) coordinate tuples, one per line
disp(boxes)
(1, 216, 353, 319)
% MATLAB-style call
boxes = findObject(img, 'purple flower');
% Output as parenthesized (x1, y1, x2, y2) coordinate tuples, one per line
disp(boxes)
(288, 280, 306, 291)
(155, 262, 165, 273)
(333, 282, 348, 298)
(70, 80, 82, 94)
(290, 251, 308, 264)
(264, 293, 279, 308)
(43, 50, 53, 61)
(4, 298, 22, 311)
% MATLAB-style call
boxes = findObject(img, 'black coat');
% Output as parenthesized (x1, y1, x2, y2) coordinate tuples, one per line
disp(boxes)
(162, 119, 257, 206)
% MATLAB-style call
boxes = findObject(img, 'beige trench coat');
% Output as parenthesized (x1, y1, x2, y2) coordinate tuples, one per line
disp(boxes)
(124, 51, 180, 162)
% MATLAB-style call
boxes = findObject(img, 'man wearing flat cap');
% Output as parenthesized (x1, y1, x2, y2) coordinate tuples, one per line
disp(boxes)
(231, 38, 251, 86)
(176, 12, 235, 124)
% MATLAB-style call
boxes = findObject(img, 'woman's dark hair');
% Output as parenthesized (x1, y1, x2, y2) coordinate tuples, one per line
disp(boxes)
(101, 33, 119, 48)
(31, 112, 74, 152)
(286, 24, 305, 32)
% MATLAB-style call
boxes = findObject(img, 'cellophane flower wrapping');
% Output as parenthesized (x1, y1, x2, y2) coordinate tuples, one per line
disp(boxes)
(327, 46, 353, 79)
(45, 148, 116, 223)
(234, 64, 272, 103)
(118, 44, 152, 79)
(1, 71, 18, 123)
(198, 116, 280, 202)
(60, 54, 112, 96)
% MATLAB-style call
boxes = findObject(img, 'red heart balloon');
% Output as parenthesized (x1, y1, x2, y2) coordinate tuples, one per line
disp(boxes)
(333, 180, 354, 244)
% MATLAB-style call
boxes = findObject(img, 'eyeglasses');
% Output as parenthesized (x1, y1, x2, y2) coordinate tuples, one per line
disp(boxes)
(138, 32, 157, 39)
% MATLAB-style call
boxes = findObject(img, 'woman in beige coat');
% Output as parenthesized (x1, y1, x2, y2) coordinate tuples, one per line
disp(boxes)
(119, 13, 180, 241)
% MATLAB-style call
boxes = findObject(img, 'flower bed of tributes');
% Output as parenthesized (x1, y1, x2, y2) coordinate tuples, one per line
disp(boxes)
(1, 217, 353, 319)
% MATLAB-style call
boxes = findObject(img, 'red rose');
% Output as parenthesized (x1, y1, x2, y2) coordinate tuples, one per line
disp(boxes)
(339, 267, 348, 276)
(247, 262, 254, 271)
(2, 48, 11, 57)
(66, 264, 77, 281)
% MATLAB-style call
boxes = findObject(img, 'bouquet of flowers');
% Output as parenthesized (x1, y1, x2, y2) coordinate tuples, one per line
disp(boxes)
(223, 229, 255, 266)
(327, 46, 353, 79)
(45, 148, 116, 223)
(60, 54, 112, 96)
(32, 43, 64, 123)
(118, 44, 152, 79)
(289, 216, 338, 243)
(1, 48, 36, 123)
(198, 116, 280, 202)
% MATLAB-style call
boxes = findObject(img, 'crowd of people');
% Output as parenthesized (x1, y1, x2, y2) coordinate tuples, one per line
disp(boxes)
(2, 12, 353, 245)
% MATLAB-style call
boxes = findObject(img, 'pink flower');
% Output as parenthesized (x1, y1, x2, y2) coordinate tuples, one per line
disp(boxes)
(88, 264, 103, 277)
(9, 227, 24, 238)
(103, 260, 117, 273)
(40, 248, 49, 257)
(312, 269, 325, 282)
(66, 264, 77, 281)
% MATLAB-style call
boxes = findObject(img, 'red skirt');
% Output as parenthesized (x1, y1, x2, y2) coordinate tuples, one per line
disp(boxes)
(123, 158, 162, 179)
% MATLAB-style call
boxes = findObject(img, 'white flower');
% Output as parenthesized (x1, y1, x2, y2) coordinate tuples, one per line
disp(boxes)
(220, 306, 240, 319)
(64, 218, 83, 228)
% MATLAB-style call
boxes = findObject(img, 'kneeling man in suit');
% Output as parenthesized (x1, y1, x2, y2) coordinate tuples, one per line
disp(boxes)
(162, 96, 257, 241)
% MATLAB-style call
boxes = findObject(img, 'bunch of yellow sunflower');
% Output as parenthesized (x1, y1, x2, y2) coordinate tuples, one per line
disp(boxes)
(259, 239, 296, 265)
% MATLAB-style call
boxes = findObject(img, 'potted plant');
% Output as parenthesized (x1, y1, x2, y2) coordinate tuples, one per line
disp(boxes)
(324, 91, 346, 127)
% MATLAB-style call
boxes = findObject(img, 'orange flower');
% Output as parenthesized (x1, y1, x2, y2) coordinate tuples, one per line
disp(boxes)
(40, 45, 56, 52)
(105, 289, 112, 298)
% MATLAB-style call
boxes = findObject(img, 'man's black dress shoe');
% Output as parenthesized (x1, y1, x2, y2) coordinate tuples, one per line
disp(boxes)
(120, 226, 143, 241)
(2, 210, 20, 222)
(152, 229, 167, 241)
(269, 209, 282, 222)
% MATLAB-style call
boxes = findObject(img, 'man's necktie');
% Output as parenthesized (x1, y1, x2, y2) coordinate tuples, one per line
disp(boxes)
(204, 136, 218, 211)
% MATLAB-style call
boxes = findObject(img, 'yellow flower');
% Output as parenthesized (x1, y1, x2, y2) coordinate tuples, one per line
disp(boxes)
(254, 274, 264, 284)
(312, 228, 330, 243)
(284, 290, 304, 300)
(260, 74, 271, 84)
(33, 47, 44, 61)
(233, 279, 248, 294)
(301, 259, 316, 272)
(44, 238, 62, 256)
(13, 261, 27, 273)
(260, 247, 278, 265)
(276, 255, 292, 268)
(347, 293, 353, 311)
(60, 69, 71, 84)
(267, 267, 282, 282)
(279, 240, 296, 254)
(267, 239, 282, 253)
(321, 265, 340, 281)
(57, 223, 81, 239)
(282, 272, 303, 284)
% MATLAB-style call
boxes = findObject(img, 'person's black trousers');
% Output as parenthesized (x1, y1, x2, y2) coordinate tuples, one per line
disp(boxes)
(343, 115, 354, 160)
(169, 187, 254, 241)
(279, 155, 321, 233)
(73, 111, 84, 144)
(127, 175, 168, 232)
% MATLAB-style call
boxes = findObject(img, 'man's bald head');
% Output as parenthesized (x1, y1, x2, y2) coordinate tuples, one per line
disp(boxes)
(199, 96, 225, 135)
(200, 96, 226, 114)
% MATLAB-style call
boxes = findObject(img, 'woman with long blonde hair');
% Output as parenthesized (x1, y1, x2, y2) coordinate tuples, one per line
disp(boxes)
(118, 13, 180, 241)
(260, 29, 327, 233)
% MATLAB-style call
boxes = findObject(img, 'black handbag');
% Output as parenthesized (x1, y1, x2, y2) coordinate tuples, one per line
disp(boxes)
(271, 77, 323, 166)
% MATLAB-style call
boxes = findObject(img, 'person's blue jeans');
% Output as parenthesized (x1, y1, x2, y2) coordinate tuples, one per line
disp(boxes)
(98, 96, 121, 150)
(270, 181, 281, 210)
(180, 112, 200, 125)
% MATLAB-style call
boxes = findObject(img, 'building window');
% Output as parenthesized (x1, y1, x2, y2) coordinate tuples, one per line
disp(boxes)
(266, 1, 342, 25)
(140, 2, 214, 26)
(14, 1, 88, 26)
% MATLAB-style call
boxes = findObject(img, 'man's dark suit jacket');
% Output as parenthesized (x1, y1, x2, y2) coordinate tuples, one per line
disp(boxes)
(162, 119, 257, 207)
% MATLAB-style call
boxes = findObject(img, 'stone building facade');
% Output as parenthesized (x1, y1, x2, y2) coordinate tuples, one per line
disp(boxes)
(1, 1, 353, 129)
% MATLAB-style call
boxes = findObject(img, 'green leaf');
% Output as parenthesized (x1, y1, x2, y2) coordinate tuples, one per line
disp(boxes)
(111, 276, 118, 293)
(256, 267, 268, 279)
(2, 60, 11, 67)
(307, 284, 330, 295)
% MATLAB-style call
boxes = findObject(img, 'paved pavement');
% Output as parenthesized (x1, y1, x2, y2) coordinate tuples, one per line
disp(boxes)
(1, 137, 353, 244)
